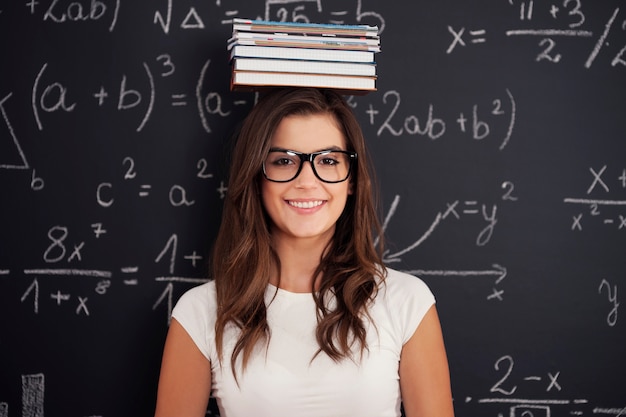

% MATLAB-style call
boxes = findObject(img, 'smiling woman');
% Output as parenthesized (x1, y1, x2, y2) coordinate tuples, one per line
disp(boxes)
(154, 88, 455, 417)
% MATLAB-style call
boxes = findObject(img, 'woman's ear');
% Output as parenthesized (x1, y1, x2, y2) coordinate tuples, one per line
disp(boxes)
(348, 180, 355, 195)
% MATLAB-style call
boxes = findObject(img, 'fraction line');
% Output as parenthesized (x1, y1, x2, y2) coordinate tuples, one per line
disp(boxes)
(563, 198, 626, 206)
(506, 29, 593, 37)
(24, 269, 112, 278)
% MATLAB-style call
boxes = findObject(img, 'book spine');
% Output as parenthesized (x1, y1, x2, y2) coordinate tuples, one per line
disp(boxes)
(231, 46, 375, 63)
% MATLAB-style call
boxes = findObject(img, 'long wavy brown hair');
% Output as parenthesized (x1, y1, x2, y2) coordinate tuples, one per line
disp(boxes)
(212, 88, 386, 377)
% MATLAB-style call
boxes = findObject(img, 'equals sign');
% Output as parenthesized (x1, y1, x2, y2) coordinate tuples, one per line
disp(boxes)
(221, 10, 238, 25)
(470, 30, 486, 44)
(121, 266, 138, 285)
(171, 94, 188, 106)
(139, 185, 152, 197)
(463, 201, 479, 215)
(329, 10, 348, 25)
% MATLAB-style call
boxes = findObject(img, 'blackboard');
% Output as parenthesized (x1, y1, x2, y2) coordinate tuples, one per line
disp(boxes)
(1, 1, 625, 416)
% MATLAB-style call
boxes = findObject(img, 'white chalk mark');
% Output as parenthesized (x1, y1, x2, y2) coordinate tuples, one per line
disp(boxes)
(196, 59, 211, 133)
(24, 269, 113, 278)
(404, 264, 507, 283)
(0, 93, 30, 169)
(384, 212, 443, 261)
(376, 194, 400, 247)
(153, 282, 174, 324)
(136, 62, 154, 132)
(21, 374, 44, 417)
(500, 88, 516, 151)
(109, 0, 121, 32)
(154, 0, 173, 34)
(478, 397, 586, 405)
(32, 63, 48, 131)
(21, 279, 40, 314)
(593, 406, 626, 416)
(155, 277, 210, 283)
(564, 198, 626, 206)
(585, 8, 620, 69)
(506, 29, 593, 37)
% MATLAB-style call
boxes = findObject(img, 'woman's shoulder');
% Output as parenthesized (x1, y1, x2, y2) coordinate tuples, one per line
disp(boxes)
(378, 266, 434, 300)
(171, 280, 216, 320)
(373, 267, 436, 344)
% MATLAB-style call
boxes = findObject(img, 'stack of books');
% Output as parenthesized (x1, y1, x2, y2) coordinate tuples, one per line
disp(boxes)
(228, 18, 380, 93)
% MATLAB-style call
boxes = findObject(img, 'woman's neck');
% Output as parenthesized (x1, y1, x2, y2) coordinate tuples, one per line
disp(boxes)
(270, 235, 329, 293)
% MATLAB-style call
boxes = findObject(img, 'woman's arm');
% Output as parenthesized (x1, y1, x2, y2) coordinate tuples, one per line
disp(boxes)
(154, 318, 212, 417)
(399, 305, 455, 417)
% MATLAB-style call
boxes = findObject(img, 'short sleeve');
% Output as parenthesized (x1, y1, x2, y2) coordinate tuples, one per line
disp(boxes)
(383, 268, 436, 345)
(170, 281, 216, 361)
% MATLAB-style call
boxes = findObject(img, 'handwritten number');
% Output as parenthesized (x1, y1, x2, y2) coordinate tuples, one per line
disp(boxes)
(537, 38, 562, 63)
(95, 280, 111, 295)
(196, 159, 213, 179)
(155, 234, 177, 274)
(563, 0, 585, 28)
(377, 90, 403, 137)
(490, 355, 517, 395)
(292, 5, 310, 23)
(156, 54, 175, 77)
(502, 181, 518, 201)
(43, 226, 68, 263)
(276, 8, 288, 22)
(356, 0, 386, 34)
(123, 157, 137, 179)
(492, 99, 504, 115)
(275, 6, 309, 23)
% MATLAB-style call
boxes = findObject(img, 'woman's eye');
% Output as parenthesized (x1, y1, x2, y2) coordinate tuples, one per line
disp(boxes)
(274, 157, 296, 166)
(319, 157, 338, 165)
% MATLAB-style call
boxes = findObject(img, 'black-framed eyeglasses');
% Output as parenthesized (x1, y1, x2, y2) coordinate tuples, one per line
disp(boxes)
(263, 148, 357, 183)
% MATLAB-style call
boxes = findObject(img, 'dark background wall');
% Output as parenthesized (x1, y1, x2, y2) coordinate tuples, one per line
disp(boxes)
(1, 1, 625, 416)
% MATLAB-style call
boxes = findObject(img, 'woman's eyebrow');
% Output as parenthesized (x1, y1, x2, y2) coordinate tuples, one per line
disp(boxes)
(268, 146, 345, 153)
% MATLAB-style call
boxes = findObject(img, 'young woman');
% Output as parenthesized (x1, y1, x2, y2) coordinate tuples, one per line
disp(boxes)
(154, 88, 454, 417)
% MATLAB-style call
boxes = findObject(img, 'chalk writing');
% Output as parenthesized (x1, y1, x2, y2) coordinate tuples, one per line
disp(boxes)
(1, 1, 624, 416)
(448, 2, 626, 69)
(563, 165, 626, 231)
(379, 181, 518, 300)
(38, 0, 121, 32)
(368, 89, 516, 150)
(96, 156, 218, 208)
(461, 354, 626, 417)
(598, 279, 619, 327)
(382, 182, 518, 261)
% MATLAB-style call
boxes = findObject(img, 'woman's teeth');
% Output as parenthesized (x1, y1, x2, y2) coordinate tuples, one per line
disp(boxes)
(289, 200, 323, 209)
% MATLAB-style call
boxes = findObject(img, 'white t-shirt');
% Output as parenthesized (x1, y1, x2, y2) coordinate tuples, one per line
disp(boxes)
(171, 267, 435, 417)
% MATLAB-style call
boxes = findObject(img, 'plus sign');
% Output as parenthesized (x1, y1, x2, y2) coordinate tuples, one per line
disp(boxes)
(366, 103, 379, 125)
(51, 290, 70, 306)
(618, 169, 626, 188)
(217, 181, 228, 199)
(184, 251, 203, 268)
(457, 113, 468, 132)
(26, 0, 39, 13)
(93, 86, 109, 106)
